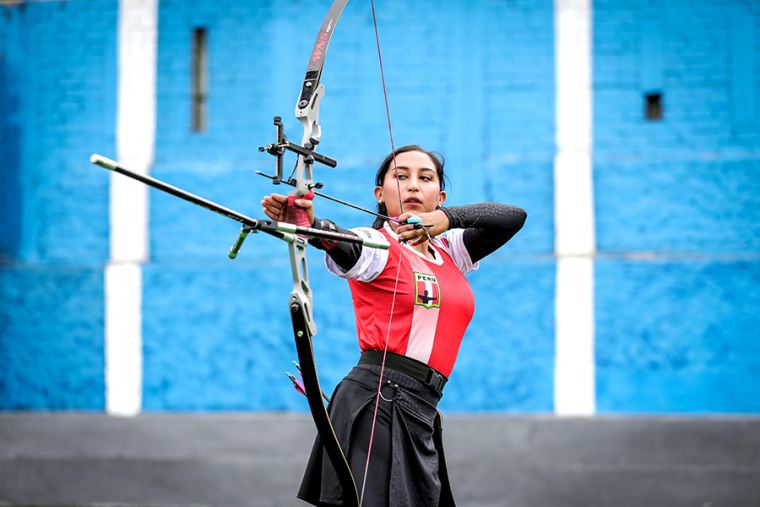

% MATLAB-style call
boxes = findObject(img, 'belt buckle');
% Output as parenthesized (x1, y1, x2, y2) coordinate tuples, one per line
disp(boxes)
(428, 371, 444, 393)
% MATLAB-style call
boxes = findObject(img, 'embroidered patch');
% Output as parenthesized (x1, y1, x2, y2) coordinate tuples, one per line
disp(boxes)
(414, 272, 441, 309)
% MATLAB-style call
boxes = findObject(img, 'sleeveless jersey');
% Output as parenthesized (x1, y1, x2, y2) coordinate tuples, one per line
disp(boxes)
(324, 223, 477, 377)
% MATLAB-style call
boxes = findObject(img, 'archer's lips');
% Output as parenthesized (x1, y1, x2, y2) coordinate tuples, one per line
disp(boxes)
(403, 198, 423, 205)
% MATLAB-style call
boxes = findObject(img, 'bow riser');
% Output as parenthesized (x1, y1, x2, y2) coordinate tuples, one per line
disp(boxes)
(288, 238, 317, 337)
(292, 83, 325, 197)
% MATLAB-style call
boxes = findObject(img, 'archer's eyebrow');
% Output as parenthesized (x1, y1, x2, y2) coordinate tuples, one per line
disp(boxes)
(393, 166, 436, 173)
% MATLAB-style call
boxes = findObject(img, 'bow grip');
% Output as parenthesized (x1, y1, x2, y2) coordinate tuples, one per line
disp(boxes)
(286, 190, 315, 227)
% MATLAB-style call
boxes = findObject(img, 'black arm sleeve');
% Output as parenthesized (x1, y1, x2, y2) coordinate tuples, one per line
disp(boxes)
(440, 203, 527, 263)
(307, 217, 363, 271)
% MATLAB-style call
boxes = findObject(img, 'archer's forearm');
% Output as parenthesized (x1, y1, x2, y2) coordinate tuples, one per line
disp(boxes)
(441, 203, 527, 263)
(308, 217, 363, 271)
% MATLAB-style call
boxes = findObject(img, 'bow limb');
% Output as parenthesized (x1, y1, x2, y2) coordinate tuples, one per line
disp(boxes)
(290, 275, 360, 507)
(289, 235, 359, 507)
(291, 0, 348, 196)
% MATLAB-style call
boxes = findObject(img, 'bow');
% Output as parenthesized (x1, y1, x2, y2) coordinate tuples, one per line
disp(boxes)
(258, 2, 405, 504)
(251, 1, 361, 505)
(91, 1, 396, 504)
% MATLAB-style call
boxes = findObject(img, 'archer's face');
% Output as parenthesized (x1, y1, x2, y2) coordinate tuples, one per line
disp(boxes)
(375, 150, 446, 218)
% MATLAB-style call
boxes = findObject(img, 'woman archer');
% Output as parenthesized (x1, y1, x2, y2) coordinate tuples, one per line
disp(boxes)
(261, 145, 527, 506)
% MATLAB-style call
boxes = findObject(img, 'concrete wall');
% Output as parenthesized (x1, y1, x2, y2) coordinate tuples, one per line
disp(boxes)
(0, 0, 758, 415)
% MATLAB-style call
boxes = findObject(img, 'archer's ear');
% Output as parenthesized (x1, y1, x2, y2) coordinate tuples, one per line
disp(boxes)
(374, 186, 383, 203)
(438, 190, 447, 207)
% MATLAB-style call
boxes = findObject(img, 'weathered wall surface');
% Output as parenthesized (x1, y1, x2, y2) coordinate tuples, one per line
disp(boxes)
(1, 0, 758, 415)
(593, 0, 760, 413)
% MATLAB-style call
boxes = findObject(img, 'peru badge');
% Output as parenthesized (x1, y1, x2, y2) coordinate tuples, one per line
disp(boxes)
(414, 272, 441, 309)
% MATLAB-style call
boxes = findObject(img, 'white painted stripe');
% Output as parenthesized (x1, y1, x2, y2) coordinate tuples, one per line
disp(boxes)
(553, 0, 596, 415)
(105, 263, 143, 416)
(554, 257, 595, 415)
(106, 0, 158, 416)
(113, 0, 157, 261)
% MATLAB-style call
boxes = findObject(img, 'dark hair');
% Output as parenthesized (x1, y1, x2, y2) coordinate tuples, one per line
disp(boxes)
(372, 145, 446, 228)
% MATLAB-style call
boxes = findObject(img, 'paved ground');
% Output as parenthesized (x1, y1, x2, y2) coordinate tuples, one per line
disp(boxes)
(1, 413, 759, 507)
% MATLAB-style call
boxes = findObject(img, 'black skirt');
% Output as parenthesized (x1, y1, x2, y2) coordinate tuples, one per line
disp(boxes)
(298, 363, 456, 506)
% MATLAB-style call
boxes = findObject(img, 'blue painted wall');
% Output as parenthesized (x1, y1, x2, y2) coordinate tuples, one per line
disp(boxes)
(0, 1, 117, 409)
(1, 0, 757, 414)
(143, 0, 555, 412)
(594, 0, 760, 412)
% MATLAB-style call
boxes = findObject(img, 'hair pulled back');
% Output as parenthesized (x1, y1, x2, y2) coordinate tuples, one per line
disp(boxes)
(372, 145, 446, 228)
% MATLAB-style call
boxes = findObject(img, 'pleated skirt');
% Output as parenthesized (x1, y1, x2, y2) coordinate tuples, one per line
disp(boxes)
(297, 363, 456, 507)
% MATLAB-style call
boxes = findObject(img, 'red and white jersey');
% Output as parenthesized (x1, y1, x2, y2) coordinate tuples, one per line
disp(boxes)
(325, 223, 478, 377)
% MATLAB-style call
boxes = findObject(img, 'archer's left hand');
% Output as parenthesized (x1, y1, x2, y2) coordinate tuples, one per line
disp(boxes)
(261, 193, 315, 226)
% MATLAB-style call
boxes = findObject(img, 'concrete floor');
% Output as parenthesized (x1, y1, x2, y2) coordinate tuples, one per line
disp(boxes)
(1, 413, 759, 507)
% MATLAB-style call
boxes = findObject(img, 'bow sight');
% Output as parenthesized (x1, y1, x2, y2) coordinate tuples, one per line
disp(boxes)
(258, 116, 337, 185)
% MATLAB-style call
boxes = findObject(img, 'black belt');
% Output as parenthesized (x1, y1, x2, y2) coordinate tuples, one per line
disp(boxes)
(359, 350, 448, 395)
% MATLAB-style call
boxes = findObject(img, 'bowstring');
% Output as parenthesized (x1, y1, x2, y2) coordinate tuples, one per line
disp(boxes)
(359, 0, 405, 504)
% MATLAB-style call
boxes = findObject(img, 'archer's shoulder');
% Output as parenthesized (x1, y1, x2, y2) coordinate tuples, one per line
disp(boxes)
(434, 229, 480, 274)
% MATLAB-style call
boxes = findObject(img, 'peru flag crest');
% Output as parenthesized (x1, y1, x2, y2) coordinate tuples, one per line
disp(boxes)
(414, 272, 441, 309)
